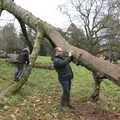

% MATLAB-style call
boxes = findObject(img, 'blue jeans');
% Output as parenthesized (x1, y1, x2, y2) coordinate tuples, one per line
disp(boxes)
(14, 63, 24, 80)
(59, 78, 71, 97)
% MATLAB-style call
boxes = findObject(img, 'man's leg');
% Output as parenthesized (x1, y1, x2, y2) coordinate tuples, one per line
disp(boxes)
(14, 71, 19, 81)
(59, 80, 71, 111)
(66, 79, 74, 109)
(15, 64, 24, 81)
(14, 63, 20, 81)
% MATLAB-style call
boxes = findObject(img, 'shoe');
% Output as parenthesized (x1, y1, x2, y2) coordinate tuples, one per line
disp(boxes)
(60, 106, 71, 112)
(67, 104, 75, 109)
(14, 77, 20, 82)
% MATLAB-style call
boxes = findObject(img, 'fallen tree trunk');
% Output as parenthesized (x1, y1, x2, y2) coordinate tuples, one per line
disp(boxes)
(8, 59, 54, 70)
(0, 0, 120, 102)
(31, 63, 54, 70)
(1, 0, 120, 86)
(0, 53, 9, 58)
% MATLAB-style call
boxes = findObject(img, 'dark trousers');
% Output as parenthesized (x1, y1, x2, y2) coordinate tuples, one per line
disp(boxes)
(59, 78, 72, 106)
(59, 78, 71, 97)
(14, 63, 24, 80)
(59, 78, 74, 109)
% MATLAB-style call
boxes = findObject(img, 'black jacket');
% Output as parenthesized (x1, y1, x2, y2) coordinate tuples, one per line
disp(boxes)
(52, 55, 73, 80)
(16, 50, 29, 65)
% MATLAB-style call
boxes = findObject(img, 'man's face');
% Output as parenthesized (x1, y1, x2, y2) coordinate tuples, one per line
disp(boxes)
(56, 48, 63, 56)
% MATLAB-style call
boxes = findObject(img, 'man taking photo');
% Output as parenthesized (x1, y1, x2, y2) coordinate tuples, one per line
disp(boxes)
(52, 47, 74, 112)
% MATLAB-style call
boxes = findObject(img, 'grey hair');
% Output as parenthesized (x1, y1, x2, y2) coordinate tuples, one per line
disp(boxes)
(22, 47, 30, 54)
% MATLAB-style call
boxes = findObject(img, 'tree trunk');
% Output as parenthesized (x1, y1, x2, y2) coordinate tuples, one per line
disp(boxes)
(0, 0, 119, 100)
(34, 63, 54, 70)
(14, 15, 33, 53)
(91, 72, 103, 102)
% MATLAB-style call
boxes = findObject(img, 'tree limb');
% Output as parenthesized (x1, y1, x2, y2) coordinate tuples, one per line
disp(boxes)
(14, 15, 33, 53)
(0, 0, 120, 86)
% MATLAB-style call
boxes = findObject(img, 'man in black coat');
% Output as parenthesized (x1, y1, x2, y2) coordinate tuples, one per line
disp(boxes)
(14, 48, 30, 81)
(52, 47, 74, 112)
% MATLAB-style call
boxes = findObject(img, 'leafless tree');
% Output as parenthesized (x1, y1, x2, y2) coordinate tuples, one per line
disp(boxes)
(0, 23, 24, 52)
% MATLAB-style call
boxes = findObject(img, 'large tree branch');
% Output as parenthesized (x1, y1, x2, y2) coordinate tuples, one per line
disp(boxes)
(1, 0, 120, 87)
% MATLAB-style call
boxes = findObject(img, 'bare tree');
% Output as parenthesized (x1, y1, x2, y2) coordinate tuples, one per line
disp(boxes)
(0, 23, 24, 52)
(59, 0, 109, 54)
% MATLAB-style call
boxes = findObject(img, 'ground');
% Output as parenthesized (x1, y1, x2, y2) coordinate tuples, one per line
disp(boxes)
(0, 57, 120, 120)
(0, 87, 119, 120)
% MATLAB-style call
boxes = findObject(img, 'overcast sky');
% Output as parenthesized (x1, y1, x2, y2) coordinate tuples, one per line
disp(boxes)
(0, 0, 70, 30)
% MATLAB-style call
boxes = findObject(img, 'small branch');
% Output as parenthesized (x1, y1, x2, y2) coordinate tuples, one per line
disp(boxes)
(34, 63, 54, 70)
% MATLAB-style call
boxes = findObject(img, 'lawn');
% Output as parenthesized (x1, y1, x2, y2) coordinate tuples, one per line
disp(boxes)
(0, 56, 119, 120)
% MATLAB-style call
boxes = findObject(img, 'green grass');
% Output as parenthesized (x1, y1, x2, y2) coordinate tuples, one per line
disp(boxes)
(35, 56, 52, 63)
(0, 56, 120, 119)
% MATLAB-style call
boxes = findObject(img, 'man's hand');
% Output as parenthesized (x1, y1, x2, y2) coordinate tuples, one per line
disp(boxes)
(68, 51, 73, 57)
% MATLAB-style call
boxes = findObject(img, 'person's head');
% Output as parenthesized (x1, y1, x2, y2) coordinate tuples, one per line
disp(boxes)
(55, 47, 63, 56)
(22, 47, 30, 54)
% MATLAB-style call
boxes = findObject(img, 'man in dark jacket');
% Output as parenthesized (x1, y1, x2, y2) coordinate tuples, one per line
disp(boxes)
(14, 48, 30, 81)
(52, 47, 74, 112)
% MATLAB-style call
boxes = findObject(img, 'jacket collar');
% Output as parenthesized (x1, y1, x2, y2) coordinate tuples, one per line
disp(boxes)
(55, 55, 64, 59)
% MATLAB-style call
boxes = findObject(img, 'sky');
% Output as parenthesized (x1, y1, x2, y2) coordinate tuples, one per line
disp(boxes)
(0, 0, 70, 30)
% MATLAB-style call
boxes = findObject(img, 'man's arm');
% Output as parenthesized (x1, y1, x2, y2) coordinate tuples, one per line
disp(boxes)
(55, 57, 72, 67)
(24, 52, 29, 65)
(54, 51, 73, 67)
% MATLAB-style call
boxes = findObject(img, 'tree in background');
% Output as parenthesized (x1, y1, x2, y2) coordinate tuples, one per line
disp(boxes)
(58, 0, 120, 58)
(99, 14, 120, 62)
(59, 0, 106, 55)
(0, 23, 24, 53)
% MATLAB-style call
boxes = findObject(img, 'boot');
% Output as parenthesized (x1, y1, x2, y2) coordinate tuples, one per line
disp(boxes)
(66, 96, 75, 109)
(60, 96, 70, 112)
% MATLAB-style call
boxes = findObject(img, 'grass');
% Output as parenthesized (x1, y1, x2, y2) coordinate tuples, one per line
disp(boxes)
(0, 56, 120, 120)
